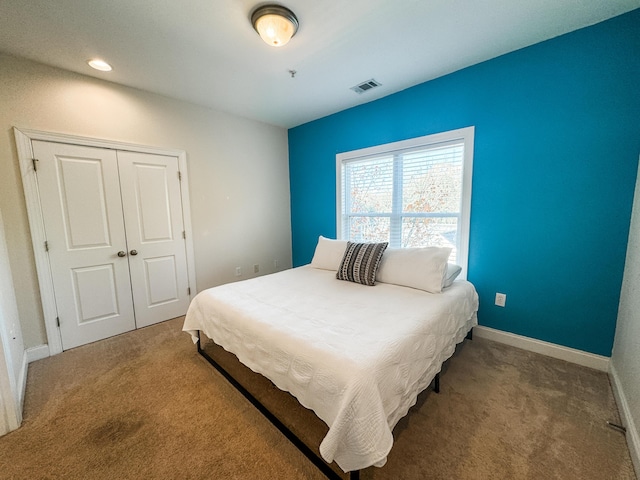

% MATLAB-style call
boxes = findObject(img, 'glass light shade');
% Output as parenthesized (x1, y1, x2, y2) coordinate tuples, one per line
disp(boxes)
(255, 14, 295, 47)
(251, 5, 298, 48)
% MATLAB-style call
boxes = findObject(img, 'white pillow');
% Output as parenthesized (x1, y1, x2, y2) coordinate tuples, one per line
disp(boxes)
(376, 247, 452, 293)
(310, 236, 348, 271)
(443, 263, 462, 288)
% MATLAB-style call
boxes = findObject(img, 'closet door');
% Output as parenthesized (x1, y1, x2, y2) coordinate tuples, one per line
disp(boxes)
(117, 151, 190, 328)
(32, 141, 136, 350)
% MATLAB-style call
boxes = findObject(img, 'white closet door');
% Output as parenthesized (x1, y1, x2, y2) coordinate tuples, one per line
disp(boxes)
(117, 151, 190, 328)
(32, 141, 136, 350)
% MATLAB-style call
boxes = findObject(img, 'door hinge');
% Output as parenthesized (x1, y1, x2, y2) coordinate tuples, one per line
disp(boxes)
(182, 230, 186, 239)
(32, 158, 39, 172)
(44, 240, 49, 252)
(188, 287, 191, 295)
(178, 171, 182, 181)
(56, 317, 60, 327)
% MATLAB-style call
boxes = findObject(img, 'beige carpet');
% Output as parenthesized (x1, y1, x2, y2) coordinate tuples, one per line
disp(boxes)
(0, 317, 635, 479)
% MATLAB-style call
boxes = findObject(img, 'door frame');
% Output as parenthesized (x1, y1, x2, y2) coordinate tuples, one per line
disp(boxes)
(14, 127, 198, 355)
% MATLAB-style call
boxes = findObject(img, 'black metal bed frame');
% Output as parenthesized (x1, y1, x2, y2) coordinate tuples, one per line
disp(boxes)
(197, 328, 473, 480)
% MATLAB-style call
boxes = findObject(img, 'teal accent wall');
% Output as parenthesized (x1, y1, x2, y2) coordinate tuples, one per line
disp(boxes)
(288, 9, 640, 356)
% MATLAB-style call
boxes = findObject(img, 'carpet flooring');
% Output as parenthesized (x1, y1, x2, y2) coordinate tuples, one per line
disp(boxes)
(0, 317, 635, 479)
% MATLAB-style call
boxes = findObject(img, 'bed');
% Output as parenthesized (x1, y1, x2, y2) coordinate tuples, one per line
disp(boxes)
(183, 239, 479, 478)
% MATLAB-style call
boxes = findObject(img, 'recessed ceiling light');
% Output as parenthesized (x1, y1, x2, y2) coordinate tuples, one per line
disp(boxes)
(87, 59, 112, 72)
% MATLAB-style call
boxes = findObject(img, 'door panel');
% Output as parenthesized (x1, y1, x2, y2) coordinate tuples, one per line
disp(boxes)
(143, 255, 179, 305)
(117, 151, 190, 328)
(33, 141, 136, 350)
(72, 264, 120, 323)
(58, 157, 112, 249)
(133, 163, 173, 242)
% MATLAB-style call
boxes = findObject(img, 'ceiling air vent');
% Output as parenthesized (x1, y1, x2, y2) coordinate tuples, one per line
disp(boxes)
(350, 79, 382, 94)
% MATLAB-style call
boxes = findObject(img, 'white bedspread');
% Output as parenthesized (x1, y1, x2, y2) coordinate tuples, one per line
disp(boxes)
(183, 266, 478, 472)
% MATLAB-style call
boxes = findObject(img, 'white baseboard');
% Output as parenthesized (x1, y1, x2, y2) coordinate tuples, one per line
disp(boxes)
(609, 364, 640, 477)
(25, 344, 49, 363)
(14, 344, 50, 423)
(16, 350, 28, 422)
(473, 326, 610, 372)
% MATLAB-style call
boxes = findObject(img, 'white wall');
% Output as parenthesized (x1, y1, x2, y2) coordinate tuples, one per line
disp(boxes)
(611, 158, 640, 474)
(0, 53, 292, 349)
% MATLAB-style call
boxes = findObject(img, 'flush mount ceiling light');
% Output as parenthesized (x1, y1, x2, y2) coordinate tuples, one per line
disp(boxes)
(251, 5, 298, 47)
(87, 59, 112, 72)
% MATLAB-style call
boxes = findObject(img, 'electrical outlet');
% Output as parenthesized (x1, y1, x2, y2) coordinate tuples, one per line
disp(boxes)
(254, 264, 259, 273)
(274, 259, 279, 268)
(235, 266, 242, 276)
(495, 292, 507, 307)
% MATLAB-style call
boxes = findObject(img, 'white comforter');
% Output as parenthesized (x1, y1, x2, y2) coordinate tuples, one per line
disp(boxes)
(183, 266, 478, 472)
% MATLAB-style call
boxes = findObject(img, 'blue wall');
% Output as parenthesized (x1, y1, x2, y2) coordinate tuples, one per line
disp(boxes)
(288, 9, 640, 357)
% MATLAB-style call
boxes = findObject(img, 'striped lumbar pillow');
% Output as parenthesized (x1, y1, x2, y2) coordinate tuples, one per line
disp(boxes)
(336, 242, 388, 286)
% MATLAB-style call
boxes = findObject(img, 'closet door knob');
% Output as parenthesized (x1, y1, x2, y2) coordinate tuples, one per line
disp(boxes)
(129, 249, 138, 256)
(117, 251, 127, 257)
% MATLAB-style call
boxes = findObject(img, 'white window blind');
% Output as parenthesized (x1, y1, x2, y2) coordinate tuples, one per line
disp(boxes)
(337, 127, 474, 275)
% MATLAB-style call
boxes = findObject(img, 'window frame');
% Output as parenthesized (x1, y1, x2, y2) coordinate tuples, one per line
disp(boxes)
(336, 126, 474, 279)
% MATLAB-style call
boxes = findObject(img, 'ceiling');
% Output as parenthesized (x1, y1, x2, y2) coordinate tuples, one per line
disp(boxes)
(0, 0, 638, 128)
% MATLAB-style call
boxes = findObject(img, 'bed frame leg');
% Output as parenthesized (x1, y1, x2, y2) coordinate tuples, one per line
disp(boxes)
(197, 330, 347, 480)
(431, 328, 472, 397)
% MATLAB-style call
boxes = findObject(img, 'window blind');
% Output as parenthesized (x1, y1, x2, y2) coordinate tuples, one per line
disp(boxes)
(341, 142, 464, 262)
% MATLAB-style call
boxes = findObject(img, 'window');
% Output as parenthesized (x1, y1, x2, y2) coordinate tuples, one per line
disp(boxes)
(336, 127, 474, 277)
